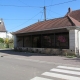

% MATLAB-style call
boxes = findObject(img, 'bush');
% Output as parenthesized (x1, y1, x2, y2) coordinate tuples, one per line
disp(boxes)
(4, 38, 9, 48)
(5, 44, 9, 48)
(4, 38, 9, 44)
(9, 38, 13, 43)
(0, 38, 4, 43)
(0, 38, 14, 49)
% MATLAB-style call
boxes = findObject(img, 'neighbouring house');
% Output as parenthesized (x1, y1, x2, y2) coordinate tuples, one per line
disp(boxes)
(0, 19, 7, 38)
(13, 8, 80, 56)
(7, 32, 13, 39)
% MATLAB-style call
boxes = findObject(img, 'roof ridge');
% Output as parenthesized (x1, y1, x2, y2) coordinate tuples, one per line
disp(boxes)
(68, 15, 80, 26)
(35, 16, 67, 23)
(65, 8, 80, 17)
(70, 9, 80, 12)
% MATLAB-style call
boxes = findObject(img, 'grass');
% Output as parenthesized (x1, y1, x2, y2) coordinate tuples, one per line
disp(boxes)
(66, 55, 75, 58)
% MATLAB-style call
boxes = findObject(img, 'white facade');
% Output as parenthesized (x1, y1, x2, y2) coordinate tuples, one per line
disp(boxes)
(7, 32, 13, 39)
(69, 29, 80, 56)
(13, 35, 17, 48)
(78, 31, 80, 56)
(0, 32, 13, 39)
(0, 32, 7, 38)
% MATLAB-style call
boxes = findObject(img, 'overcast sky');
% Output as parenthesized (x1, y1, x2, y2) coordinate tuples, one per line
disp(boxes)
(0, 0, 80, 32)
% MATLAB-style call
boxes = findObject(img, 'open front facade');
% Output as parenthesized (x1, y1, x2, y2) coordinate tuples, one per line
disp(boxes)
(14, 28, 80, 56)
(13, 8, 80, 56)
(16, 30, 69, 49)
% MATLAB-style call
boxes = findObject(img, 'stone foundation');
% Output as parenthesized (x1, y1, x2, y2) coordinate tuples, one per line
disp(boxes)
(14, 47, 75, 56)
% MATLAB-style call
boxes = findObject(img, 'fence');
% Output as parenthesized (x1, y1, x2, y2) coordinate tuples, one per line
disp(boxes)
(0, 43, 14, 49)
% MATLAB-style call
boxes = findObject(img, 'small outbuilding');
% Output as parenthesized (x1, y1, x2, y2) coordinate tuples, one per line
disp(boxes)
(13, 8, 80, 56)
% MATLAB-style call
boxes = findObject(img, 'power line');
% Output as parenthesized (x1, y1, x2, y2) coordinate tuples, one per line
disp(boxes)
(18, 0, 28, 6)
(0, 4, 42, 8)
(0, 0, 76, 8)
(47, 9, 62, 16)
(8, 10, 43, 31)
(46, 0, 77, 7)
(47, 0, 53, 18)
(40, 11, 44, 21)
(47, 10, 53, 19)
(3, 19, 39, 20)
(2, 0, 77, 32)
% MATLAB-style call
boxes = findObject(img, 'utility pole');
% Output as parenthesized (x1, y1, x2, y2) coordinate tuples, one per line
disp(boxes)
(44, 6, 46, 21)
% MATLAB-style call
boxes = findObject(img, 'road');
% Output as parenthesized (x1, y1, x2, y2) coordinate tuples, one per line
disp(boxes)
(0, 50, 80, 80)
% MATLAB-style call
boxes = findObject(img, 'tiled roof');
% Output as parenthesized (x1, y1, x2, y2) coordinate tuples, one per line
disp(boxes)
(13, 8, 80, 34)
(68, 9, 80, 22)
(14, 16, 75, 34)
(0, 19, 7, 32)
(68, 15, 80, 26)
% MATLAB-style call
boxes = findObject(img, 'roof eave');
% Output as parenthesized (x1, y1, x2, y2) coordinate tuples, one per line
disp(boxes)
(13, 26, 76, 35)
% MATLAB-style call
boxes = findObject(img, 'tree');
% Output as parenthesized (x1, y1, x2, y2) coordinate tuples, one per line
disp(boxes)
(9, 38, 13, 43)
(4, 38, 9, 48)
(0, 38, 4, 43)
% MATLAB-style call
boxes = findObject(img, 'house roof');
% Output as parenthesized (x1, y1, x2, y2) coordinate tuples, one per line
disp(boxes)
(0, 19, 7, 32)
(68, 15, 80, 26)
(67, 9, 80, 22)
(13, 8, 80, 35)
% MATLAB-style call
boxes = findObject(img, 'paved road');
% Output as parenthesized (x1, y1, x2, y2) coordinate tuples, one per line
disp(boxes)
(0, 50, 80, 80)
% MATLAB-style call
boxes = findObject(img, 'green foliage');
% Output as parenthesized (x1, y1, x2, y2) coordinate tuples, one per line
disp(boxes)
(0, 38, 4, 43)
(4, 38, 9, 44)
(4, 38, 14, 44)
(9, 38, 13, 43)
(0, 43, 5, 48)
(0, 38, 14, 49)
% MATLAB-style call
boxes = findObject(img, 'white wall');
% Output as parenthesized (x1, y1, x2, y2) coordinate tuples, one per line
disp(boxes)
(0, 32, 7, 38)
(69, 29, 80, 56)
(78, 31, 80, 55)
(7, 33, 13, 39)
(13, 35, 17, 48)
(69, 29, 75, 50)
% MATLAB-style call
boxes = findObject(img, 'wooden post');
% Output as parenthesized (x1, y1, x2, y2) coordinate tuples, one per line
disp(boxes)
(44, 6, 46, 21)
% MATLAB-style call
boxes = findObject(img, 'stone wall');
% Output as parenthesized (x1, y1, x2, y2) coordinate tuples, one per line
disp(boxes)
(14, 47, 75, 56)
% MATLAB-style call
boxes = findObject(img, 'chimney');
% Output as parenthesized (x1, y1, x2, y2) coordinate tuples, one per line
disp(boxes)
(68, 7, 72, 13)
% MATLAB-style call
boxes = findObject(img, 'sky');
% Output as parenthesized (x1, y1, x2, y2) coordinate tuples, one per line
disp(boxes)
(0, 0, 80, 32)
